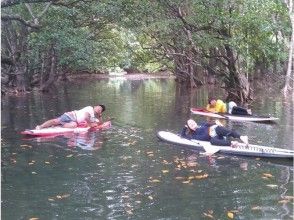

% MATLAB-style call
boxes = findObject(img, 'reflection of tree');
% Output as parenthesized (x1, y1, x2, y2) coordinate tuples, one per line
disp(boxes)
(279, 167, 292, 219)
(175, 83, 191, 111)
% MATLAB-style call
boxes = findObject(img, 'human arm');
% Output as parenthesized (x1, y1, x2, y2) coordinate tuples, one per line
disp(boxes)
(180, 127, 191, 139)
(191, 127, 211, 141)
(206, 104, 217, 113)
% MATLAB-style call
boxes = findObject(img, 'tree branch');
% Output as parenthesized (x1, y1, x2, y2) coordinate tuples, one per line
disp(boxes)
(1, 14, 41, 28)
(1, 0, 54, 8)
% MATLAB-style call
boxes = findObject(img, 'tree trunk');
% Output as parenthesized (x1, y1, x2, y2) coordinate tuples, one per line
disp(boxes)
(282, 0, 294, 96)
(224, 44, 251, 103)
(40, 44, 58, 92)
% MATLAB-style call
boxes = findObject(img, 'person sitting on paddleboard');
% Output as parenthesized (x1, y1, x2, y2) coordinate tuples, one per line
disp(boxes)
(181, 119, 249, 147)
(35, 105, 106, 129)
(206, 98, 252, 115)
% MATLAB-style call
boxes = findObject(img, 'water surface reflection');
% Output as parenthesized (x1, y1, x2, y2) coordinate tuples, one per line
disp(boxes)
(1, 78, 293, 220)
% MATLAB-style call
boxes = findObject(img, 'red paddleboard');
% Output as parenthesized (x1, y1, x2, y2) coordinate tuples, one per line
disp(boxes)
(21, 121, 111, 137)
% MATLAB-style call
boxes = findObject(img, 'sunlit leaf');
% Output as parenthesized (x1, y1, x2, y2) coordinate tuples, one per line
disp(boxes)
(266, 184, 278, 189)
(175, 176, 185, 180)
(61, 194, 70, 198)
(126, 209, 133, 215)
(194, 174, 209, 179)
(263, 173, 274, 178)
(20, 144, 32, 148)
(162, 160, 170, 164)
(227, 211, 234, 219)
(28, 161, 35, 165)
(251, 206, 262, 211)
(283, 196, 294, 200)
(182, 180, 190, 184)
(203, 210, 214, 219)
(187, 162, 197, 167)
(278, 200, 289, 204)
(130, 141, 137, 145)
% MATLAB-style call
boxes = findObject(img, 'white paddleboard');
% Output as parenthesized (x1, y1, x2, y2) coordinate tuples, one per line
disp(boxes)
(157, 131, 293, 159)
(190, 108, 279, 122)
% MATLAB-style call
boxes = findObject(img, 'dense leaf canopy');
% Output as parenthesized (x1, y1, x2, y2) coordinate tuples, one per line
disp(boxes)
(1, 0, 292, 99)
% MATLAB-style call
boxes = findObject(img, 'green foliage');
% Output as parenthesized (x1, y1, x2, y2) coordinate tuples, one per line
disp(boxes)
(1, 0, 292, 79)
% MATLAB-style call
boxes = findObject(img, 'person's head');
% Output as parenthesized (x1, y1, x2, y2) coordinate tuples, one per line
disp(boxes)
(94, 105, 106, 115)
(208, 98, 217, 107)
(187, 119, 198, 131)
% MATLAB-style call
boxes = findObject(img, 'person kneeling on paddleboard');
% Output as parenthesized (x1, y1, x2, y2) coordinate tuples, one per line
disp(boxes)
(206, 98, 252, 115)
(180, 119, 248, 147)
(35, 105, 106, 129)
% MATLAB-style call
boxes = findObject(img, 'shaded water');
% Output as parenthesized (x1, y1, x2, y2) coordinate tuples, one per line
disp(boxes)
(1, 78, 293, 220)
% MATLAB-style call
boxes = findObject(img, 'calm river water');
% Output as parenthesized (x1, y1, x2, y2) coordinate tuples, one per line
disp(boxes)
(1, 78, 293, 220)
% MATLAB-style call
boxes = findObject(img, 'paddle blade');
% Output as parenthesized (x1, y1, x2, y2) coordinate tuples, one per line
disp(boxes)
(201, 142, 220, 155)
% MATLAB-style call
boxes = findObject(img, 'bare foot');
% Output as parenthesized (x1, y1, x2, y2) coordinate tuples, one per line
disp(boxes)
(247, 109, 252, 115)
(231, 141, 238, 148)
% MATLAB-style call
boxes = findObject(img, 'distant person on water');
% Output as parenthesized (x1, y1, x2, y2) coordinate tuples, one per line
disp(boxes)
(181, 119, 249, 147)
(35, 105, 106, 129)
(206, 98, 252, 115)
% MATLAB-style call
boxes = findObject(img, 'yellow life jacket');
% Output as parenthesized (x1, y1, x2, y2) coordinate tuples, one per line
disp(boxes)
(206, 99, 227, 113)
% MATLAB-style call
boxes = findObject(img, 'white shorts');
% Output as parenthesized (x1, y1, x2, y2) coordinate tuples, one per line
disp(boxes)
(228, 101, 237, 114)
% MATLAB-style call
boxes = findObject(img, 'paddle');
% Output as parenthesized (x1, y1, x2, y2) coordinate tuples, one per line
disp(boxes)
(191, 139, 220, 156)
(201, 142, 220, 155)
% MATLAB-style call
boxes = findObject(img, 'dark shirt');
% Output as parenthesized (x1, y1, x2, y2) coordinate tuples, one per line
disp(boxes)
(180, 122, 212, 141)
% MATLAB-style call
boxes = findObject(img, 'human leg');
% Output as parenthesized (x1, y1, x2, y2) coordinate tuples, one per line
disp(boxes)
(36, 113, 74, 129)
(231, 106, 251, 115)
(62, 121, 78, 128)
(36, 118, 61, 129)
(215, 126, 248, 145)
(215, 126, 240, 138)
(210, 136, 231, 146)
(228, 101, 237, 114)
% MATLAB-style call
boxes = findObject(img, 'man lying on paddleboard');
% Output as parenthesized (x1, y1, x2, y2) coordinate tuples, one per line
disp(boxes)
(180, 119, 248, 147)
(35, 105, 106, 129)
(206, 98, 252, 115)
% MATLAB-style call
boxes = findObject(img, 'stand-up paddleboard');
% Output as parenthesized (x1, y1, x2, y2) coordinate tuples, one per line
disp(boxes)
(190, 108, 279, 123)
(21, 121, 111, 137)
(157, 131, 293, 159)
